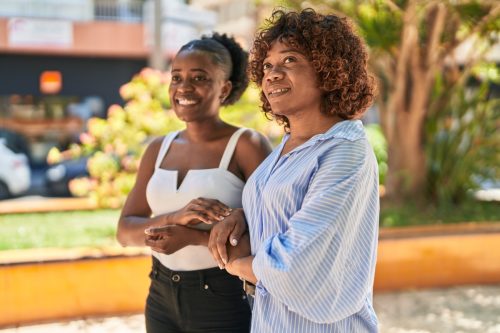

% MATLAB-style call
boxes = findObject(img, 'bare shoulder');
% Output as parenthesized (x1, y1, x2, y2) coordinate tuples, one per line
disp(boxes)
(237, 129, 273, 155)
(144, 136, 164, 156)
(137, 136, 165, 172)
(234, 129, 273, 180)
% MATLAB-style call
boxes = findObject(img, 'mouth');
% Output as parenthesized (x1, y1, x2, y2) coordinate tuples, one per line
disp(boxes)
(267, 87, 290, 98)
(175, 97, 199, 106)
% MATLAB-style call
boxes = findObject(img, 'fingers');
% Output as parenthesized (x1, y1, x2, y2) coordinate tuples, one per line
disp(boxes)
(190, 198, 232, 223)
(208, 228, 224, 269)
(216, 226, 232, 266)
(229, 217, 246, 246)
(145, 225, 172, 236)
(145, 236, 163, 250)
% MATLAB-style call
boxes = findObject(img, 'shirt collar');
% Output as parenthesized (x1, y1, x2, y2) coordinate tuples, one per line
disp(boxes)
(281, 119, 365, 154)
(317, 119, 365, 142)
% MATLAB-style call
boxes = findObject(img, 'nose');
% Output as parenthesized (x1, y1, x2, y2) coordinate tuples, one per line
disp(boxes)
(177, 80, 194, 92)
(265, 67, 284, 83)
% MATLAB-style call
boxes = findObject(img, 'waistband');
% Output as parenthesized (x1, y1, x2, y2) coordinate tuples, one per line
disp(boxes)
(151, 256, 228, 283)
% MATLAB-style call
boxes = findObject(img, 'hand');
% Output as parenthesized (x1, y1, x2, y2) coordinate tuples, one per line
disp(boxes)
(227, 233, 251, 263)
(208, 208, 247, 268)
(168, 198, 232, 226)
(145, 225, 205, 254)
(225, 255, 257, 284)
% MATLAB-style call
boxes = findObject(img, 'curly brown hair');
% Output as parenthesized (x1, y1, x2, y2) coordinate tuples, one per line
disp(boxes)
(249, 8, 375, 129)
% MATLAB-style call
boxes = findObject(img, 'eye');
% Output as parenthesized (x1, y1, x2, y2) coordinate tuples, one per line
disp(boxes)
(262, 63, 272, 71)
(193, 75, 208, 81)
(171, 75, 181, 82)
(284, 56, 296, 64)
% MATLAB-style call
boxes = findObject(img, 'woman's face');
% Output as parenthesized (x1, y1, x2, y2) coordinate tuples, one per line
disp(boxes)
(169, 50, 231, 122)
(261, 40, 322, 118)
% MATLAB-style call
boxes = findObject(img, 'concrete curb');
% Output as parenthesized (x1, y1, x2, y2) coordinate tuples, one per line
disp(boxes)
(1, 222, 500, 327)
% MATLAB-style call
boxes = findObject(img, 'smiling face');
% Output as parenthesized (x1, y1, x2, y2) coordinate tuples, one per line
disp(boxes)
(262, 40, 322, 119)
(169, 50, 232, 123)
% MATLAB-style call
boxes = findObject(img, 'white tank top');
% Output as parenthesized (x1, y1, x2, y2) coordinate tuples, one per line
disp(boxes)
(146, 128, 247, 271)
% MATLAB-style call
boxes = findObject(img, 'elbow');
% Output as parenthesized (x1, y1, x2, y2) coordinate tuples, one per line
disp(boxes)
(116, 219, 135, 247)
(116, 230, 127, 247)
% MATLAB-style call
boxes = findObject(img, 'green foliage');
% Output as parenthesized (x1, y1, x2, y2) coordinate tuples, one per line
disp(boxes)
(380, 199, 500, 227)
(343, 1, 403, 53)
(0, 210, 119, 250)
(365, 124, 388, 184)
(426, 77, 500, 203)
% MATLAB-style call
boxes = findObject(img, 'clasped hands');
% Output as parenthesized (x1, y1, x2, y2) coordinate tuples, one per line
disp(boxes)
(144, 198, 250, 272)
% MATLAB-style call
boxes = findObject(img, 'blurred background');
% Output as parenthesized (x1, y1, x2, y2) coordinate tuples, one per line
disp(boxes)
(0, 0, 499, 332)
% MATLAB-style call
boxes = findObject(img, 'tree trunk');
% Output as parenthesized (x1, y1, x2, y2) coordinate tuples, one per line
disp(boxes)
(385, 110, 427, 200)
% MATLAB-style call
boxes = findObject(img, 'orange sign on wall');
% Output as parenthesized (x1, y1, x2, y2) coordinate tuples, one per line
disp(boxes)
(40, 71, 62, 94)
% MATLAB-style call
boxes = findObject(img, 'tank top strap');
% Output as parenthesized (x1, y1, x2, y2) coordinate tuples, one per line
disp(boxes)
(154, 131, 180, 169)
(219, 128, 248, 170)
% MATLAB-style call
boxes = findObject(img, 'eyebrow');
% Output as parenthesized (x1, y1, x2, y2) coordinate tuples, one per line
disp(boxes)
(263, 48, 304, 62)
(171, 68, 209, 73)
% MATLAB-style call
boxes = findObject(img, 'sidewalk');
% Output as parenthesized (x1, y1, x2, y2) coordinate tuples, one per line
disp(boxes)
(2, 284, 500, 333)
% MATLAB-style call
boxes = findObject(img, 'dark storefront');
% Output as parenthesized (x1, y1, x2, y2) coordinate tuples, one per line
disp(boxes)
(0, 54, 147, 165)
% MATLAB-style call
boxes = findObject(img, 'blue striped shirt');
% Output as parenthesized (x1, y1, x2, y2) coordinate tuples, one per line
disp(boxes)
(243, 120, 379, 332)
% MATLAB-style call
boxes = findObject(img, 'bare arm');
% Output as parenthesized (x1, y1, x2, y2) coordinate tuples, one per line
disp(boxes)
(116, 138, 165, 246)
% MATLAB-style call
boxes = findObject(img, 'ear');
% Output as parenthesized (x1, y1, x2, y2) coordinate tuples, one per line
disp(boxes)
(220, 80, 233, 103)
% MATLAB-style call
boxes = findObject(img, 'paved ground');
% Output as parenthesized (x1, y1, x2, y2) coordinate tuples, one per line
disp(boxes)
(376, 285, 500, 333)
(2, 284, 500, 333)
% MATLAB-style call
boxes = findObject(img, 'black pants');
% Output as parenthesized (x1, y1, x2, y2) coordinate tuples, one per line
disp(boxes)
(145, 257, 251, 333)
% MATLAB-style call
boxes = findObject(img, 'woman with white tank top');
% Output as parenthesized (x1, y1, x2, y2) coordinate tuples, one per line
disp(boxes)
(117, 33, 271, 333)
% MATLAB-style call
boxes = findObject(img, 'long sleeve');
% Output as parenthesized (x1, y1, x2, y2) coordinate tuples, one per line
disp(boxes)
(252, 138, 379, 324)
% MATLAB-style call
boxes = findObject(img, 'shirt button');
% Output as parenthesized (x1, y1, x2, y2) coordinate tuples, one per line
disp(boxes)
(172, 274, 180, 282)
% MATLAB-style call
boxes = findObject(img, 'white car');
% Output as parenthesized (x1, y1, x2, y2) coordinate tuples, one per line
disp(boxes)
(0, 138, 31, 199)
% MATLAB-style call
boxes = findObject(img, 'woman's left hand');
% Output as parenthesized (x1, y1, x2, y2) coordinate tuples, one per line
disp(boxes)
(145, 225, 204, 254)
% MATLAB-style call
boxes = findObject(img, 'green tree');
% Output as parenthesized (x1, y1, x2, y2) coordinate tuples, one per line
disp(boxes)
(279, 0, 499, 201)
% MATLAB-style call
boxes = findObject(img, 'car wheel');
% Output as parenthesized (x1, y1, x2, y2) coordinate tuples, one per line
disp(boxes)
(0, 182, 10, 200)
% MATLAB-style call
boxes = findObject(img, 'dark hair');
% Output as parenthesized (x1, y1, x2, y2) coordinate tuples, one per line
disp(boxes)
(249, 8, 375, 128)
(179, 32, 249, 106)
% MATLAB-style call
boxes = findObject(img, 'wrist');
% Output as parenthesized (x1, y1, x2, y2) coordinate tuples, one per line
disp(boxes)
(163, 211, 179, 225)
(194, 230, 209, 246)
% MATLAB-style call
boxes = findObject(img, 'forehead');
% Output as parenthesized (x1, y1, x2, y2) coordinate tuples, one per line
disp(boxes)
(171, 50, 218, 71)
(265, 40, 304, 59)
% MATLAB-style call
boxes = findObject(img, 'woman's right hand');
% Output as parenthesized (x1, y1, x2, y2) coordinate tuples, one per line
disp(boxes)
(167, 198, 232, 226)
(208, 208, 247, 268)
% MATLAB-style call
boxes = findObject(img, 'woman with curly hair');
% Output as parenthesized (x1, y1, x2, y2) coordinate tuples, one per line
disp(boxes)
(209, 8, 379, 332)
(117, 33, 271, 333)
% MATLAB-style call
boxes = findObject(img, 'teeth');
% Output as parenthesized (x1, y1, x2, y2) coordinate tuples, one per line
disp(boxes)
(269, 88, 289, 95)
(177, 98, 197, 105)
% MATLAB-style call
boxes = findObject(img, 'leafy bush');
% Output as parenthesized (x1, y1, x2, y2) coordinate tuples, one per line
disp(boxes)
(426, 76, 500, 203)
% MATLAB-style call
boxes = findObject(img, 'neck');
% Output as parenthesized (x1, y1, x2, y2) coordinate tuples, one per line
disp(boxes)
(287, 113, 343, 142)
(183, 118, 227, 142)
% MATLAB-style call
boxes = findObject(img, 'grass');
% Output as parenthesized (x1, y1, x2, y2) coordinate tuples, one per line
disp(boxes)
(0, 200, 499, 250)
(0, 210, 120, 250)
(380, 199, 500, 227)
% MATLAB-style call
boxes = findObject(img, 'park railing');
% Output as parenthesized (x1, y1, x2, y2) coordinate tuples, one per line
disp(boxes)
(0, 0, 143, 22)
